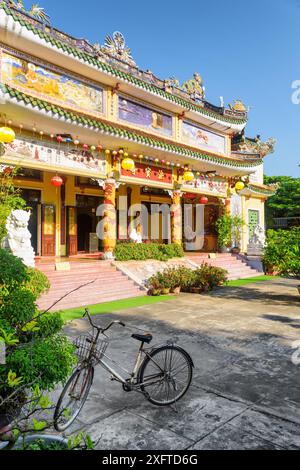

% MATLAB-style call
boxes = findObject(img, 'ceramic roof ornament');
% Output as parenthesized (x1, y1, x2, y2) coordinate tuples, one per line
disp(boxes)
(101, 31, 136, 67)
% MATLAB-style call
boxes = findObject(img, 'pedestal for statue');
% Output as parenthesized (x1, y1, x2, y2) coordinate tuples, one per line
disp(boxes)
(247, 224, 265, 257)
(5, 210, 35, 268)
(246, 242, 264, 256)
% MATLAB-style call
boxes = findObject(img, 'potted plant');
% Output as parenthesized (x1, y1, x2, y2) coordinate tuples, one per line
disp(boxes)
(231, 215, 246, 253)
(215, 214, 233, 252)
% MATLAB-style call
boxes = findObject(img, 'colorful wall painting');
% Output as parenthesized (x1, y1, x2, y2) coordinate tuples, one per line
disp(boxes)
(183, 178, 227, 197)
(5, 137, 106, 175)
(182, 121, 226, 154)
(118, 97, 172, 136)
(0, 51, 104, 117)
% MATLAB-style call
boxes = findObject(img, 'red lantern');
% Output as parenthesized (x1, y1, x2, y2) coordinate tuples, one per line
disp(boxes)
(51, 175, 64, 187)
(200, 196, 209, 204)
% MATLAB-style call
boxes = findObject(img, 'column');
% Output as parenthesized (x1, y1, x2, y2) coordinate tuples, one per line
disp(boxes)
(170, 190, 182, 245)
(103, 178, 117, 259)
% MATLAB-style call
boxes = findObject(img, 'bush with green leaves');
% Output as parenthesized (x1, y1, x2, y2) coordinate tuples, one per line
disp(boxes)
(146, 263, 228, 295)
(114, 242, 184, 261)
(262, 228, 300, 278)
(0, 249, 75, 421)
(215, 214, 245, 249)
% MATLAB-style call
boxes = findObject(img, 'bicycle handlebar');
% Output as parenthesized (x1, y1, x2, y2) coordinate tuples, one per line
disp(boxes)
(83, 308, 125, 332)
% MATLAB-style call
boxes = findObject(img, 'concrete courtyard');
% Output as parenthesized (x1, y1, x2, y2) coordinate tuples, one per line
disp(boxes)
(63, 278, 300, 450)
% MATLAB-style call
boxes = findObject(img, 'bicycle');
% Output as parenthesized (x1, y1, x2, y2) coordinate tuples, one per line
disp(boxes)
(54, 308, 194, 431)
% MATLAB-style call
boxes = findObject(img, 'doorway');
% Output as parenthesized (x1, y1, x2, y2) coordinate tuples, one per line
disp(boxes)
(74, 195, 104, 254)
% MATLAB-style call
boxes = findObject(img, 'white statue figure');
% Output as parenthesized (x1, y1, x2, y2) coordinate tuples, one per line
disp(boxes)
(129, 224, 142, 243)
(252, 224, 265, 246)
(5, 210, 35, 267)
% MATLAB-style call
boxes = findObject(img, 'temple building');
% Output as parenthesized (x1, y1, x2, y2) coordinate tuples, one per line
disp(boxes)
(0, 1, 276, 259)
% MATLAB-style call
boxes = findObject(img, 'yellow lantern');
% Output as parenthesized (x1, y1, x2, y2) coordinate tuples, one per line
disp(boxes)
(121, 157, 135, 171)
(183, 170, 194, 182)
(235, 181, 245, 191)
(0, 127, 15, 143)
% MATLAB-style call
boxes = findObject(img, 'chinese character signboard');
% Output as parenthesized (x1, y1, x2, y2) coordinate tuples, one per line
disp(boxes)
(121, 161, 173, 185)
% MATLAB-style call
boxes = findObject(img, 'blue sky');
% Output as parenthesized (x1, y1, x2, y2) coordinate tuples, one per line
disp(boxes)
(21, 0, 300, 176)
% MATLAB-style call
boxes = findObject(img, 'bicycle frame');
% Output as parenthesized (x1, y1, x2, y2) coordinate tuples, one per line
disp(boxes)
(80, 309, 169, 390)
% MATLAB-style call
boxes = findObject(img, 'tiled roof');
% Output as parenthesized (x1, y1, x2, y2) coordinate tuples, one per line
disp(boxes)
(0, 2, 248, 127)
(1, 83, 260, 170)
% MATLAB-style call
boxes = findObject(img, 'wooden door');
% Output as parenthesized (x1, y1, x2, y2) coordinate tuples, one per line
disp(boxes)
(67, 206, 77, 256)
(41, 204, 56, 256)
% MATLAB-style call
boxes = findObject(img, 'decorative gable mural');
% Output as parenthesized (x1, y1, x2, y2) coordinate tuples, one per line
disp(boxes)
(0, 50, 104, 117)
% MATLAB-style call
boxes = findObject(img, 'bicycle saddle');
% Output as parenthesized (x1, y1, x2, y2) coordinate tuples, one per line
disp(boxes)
(131, 333, 153, 344)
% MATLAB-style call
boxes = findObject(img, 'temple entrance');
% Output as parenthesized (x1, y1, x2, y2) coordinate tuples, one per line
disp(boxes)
(20, 189, 41, 255)
(72, 195, 104, 254)
(182, 195, 221, 252)
(77, 213, 93, 252)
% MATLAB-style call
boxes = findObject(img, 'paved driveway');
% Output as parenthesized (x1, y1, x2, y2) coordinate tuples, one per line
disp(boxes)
(63, 278, 300, 450)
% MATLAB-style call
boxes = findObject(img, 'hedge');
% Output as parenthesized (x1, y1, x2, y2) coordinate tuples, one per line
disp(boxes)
(113, 242, 184, 261)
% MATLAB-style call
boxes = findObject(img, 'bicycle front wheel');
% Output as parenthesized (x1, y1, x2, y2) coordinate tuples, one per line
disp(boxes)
(54, 366, 94, 431)
(138, 345, 193, 406)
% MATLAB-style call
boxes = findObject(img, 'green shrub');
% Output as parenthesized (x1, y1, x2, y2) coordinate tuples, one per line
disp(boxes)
(25, 268, 50, 298)
(0, 249, 76, 415)
(215, 214, 245, 249)
(114, 242, 184, 261)
(146, 263, 228, 295)
(262, 228, 300, 278)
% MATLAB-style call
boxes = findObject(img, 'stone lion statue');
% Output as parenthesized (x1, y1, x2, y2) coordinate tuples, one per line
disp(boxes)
(251, 224, 265, 247)
(5, 210, 35, 267)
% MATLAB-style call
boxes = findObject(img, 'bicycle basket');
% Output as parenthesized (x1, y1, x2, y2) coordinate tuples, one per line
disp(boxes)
(73, 335, 108, 365)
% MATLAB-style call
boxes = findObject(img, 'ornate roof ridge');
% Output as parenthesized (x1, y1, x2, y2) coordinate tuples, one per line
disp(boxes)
(0, 83, 260, 170)
(0, 1, 248, 127)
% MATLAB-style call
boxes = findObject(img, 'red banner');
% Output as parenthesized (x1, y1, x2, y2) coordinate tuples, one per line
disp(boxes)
(121, 161, 173, 184)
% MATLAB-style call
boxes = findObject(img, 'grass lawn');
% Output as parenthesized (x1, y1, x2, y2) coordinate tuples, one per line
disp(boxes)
(60, 295, 173, 322)
(226, 275, 279, 287)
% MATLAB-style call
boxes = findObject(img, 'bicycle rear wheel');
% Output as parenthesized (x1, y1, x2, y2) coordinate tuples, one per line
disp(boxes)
(54, 366, 94, 431)
(138, 345, 193, 406)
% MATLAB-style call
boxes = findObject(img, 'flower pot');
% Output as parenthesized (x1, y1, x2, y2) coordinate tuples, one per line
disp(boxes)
(1, 434, 69, 451)
(161, 288, 170, 295)
(171, 286, 181, 295)
(152, 289, 161, 296)
(190, 287, 201, 294)
(219, 246, 230, 253)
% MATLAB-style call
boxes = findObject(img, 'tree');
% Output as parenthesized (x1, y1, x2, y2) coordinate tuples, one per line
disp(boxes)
(264, 175, 300, 227)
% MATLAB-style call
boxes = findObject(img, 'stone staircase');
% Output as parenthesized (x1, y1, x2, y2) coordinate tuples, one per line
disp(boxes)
(36, 259, 145, 312)
(186, 253, 261, 280)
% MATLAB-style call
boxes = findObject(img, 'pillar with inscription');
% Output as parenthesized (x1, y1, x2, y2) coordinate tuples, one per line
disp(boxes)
(170, 190, 182, 245)
(103, 178, 117, 259)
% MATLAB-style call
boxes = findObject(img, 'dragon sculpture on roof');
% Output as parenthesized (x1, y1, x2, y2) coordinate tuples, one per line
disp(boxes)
(100, 31, 136, 67)
(8, 0, 50, 24)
